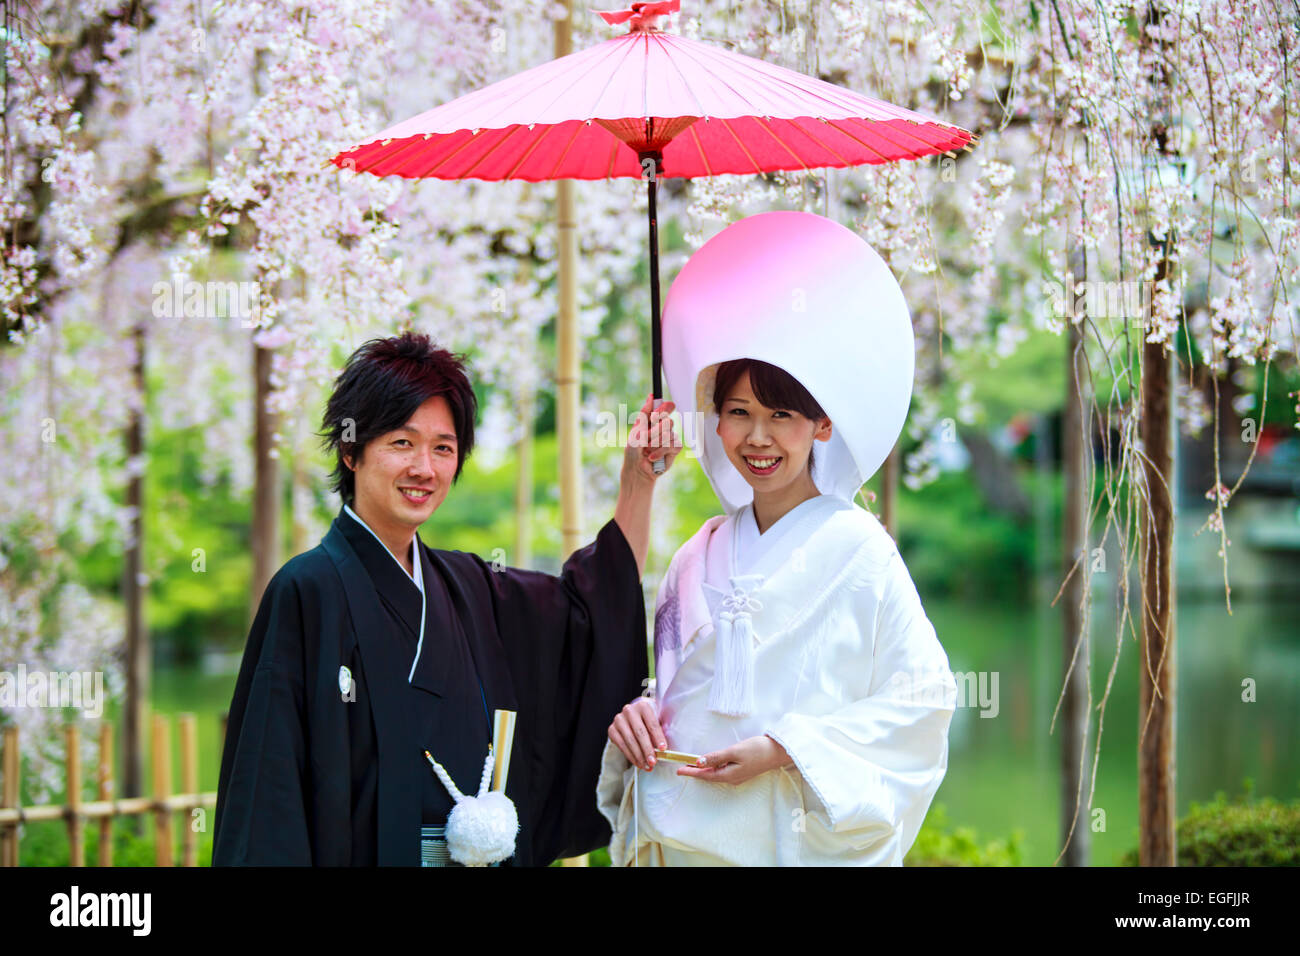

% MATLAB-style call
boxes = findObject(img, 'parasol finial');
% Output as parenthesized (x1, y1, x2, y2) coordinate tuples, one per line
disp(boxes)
(594, 1, 679, 33)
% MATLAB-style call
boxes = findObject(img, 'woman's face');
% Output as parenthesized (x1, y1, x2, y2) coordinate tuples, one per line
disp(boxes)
(715, 370, 831, 492)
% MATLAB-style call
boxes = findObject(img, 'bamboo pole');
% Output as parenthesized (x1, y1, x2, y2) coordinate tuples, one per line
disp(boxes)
(555, 0, 587, 869)
(98, 722, 114, 866)
(555, 0, 582, 562)
(1, 726, 18, 866)
(0, 804, 63, 824)
(152, 715, 172, 867)
(0, 794, 217, 826)
(179, 714, 198, 867)
(65, 725, 83, 866)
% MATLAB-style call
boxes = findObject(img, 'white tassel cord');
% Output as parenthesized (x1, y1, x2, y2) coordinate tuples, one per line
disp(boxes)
(478, 745, 495, 795)
(424, 750, 467, 803)
(708, 587, 761, 716)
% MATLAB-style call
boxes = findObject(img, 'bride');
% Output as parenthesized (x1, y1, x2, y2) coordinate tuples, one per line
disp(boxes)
(597, 211, 957, 866)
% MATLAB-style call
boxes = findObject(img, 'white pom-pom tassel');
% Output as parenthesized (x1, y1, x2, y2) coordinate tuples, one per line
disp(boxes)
(445, 790, 520, 866)
(425, 748, 520, 866)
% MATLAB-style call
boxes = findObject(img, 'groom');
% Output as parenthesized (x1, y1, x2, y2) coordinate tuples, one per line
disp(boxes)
(214, 331, 679, 866)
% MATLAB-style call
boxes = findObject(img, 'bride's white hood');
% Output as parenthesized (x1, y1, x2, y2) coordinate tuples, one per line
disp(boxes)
(662, 211, 916, 514)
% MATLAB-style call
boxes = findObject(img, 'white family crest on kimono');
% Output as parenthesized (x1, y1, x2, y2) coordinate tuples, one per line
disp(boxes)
(596, 495, 958, 866)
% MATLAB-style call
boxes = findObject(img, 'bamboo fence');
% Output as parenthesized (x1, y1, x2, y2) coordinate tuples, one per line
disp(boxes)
(0, 714, 220, 866)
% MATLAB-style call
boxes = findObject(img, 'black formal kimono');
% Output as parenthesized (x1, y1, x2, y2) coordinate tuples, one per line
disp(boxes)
(212, 506, 648, 866)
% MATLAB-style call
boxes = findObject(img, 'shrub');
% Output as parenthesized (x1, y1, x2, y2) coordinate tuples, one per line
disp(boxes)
(1121, 788, 1300, 866)
(905, 802, 1026, 866)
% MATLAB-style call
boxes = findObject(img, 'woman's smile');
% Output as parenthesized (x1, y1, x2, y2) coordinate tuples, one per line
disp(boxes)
(742, 455, 783, 476)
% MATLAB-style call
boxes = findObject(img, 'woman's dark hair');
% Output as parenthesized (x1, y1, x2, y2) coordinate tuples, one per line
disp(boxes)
(321, 332, 478, 505)
(712, 358, 827, 472)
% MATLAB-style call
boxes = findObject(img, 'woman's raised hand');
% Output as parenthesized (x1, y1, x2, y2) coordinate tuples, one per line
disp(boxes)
(624, 393, 682, 483)
(608, 696, 668, 772)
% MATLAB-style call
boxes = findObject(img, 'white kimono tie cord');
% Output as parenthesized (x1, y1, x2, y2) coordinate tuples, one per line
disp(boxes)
(423, 747, 519, 866)
(708, 585, 762, 716)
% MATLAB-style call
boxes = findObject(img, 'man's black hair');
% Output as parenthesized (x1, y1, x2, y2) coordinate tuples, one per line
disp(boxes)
(321, 331, 477, 505)
(712, 358, 827, 473)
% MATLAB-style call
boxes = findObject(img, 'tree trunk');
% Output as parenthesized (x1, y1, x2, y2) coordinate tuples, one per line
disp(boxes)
(1138, 0, 1178, 868)
(959, 427, 1032, 522)
(123, 322, 147, 804)
(880, 441, 899, 539)
(1138, 301, 1177, 867)
(1060, 243, 1090, 865)
(290, 406, 310, 560)
(250, 341, 281, 625)
(514, 388, 534, 570)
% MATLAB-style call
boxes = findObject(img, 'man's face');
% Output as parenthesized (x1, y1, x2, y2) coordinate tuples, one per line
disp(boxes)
(345, 395, 459, 534)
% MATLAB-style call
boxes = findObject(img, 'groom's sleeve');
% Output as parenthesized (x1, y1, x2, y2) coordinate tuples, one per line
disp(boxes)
(470, 518, 649, 864)
(213, 565, 315, 865)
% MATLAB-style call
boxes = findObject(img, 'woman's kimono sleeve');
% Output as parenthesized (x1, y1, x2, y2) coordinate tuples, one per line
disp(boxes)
(765, 548, 956, 858)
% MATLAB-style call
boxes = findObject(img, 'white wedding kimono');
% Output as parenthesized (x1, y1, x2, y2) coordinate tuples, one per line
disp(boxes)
(596, 494, 956, 866)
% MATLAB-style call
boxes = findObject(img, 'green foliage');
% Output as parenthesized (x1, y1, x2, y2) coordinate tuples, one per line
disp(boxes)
(19, 814, 213, 867)
(548, 846, 611, 867)
(76, 421, 254, 663)
(1120, 785, 1300, 866)
(661, 451, 733, 544)
(905, 802, 1026, 866)
(950, 322, 1067, 424)
(424, 432, 568, 566)
(143, 428, 259, 662)
(888, 468, 1053, 601)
